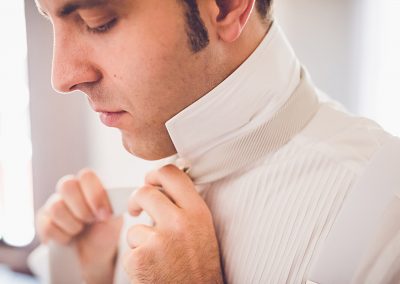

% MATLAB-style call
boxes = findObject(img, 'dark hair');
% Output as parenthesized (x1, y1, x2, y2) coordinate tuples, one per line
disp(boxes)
(256, 0, 273, 20)
(181, 0, 210, 53)
(182, 0, 273, 52)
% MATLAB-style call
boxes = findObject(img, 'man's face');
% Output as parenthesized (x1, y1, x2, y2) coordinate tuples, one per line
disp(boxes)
(37, 0, 217, 160)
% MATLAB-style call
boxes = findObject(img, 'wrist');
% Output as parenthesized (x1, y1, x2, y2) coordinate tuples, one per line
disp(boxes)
(81, 260, 116, 284)
(77, 245, 118, 284)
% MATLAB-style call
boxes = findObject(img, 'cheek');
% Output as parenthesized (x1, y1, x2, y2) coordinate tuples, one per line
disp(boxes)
(111, 33, 192, 119)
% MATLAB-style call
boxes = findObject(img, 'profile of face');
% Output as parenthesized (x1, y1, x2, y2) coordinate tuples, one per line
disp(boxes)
(36, 0, 268, 160)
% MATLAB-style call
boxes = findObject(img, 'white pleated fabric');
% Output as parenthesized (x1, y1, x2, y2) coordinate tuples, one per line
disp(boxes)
(199, 121, 375, 283)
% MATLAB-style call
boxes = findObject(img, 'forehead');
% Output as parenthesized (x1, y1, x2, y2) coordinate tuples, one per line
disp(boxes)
(36, 0, 109, 17)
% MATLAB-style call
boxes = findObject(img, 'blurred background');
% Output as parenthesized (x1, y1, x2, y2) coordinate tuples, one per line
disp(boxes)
(0, 0, 399, 282)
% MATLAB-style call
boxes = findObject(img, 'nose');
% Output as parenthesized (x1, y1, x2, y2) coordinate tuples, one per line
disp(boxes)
(51, 27, 101, 94)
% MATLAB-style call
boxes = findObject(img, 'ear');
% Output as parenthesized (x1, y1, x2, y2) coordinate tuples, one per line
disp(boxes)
(214, 0, 256, 43)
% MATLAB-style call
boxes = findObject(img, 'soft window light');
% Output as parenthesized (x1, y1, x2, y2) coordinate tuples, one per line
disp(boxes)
(360, 0, 400, 136)
(374, 0, 400, 136)
(0, 0, 35, 247)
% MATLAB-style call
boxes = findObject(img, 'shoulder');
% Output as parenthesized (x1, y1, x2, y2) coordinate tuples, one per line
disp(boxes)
(295, 94, 397, 175)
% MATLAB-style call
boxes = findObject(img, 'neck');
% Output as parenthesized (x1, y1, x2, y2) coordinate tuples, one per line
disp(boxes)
(208, 18, 273, 94)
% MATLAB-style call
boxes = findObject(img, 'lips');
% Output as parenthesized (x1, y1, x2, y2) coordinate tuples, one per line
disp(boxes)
(98, 111, 127, 127)
(88, 99, 127, 127)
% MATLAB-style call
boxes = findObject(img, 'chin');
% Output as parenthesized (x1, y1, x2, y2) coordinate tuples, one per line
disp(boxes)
(120, 131, 174, 161)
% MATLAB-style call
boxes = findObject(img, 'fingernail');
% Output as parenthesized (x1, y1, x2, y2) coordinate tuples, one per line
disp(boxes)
(97, 208, 111, 221)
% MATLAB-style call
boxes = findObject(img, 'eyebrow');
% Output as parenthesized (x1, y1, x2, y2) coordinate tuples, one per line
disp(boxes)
(37, 0, 108, 18)
(57, 0, 107, 17)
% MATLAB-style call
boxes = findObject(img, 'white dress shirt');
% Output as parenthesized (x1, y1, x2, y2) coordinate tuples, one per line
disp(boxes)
(115, 21, 400, 283)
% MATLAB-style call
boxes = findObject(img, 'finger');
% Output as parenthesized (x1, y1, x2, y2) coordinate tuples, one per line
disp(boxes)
(45, 194, 84, 236)
(128, 185, 179, 225)
(126, 224, 155, 249)
(37, 213, 72, 245)
(57, 175, 96, 223)
(145, 164, 202, 209)
(78, 169, 112, 221)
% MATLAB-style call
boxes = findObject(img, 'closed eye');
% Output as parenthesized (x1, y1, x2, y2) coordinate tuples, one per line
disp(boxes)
(86, 18, 118, 34)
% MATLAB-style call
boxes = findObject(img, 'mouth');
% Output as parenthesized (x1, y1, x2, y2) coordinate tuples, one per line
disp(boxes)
(94, 108, 127, 127)
(88, 99, 128, 127)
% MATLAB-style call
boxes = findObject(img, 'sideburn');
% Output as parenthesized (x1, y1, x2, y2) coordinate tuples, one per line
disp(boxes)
(181, 0, 210, 53)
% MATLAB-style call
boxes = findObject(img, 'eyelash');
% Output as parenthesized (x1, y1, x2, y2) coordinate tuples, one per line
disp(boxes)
(86, 18, 118, 34)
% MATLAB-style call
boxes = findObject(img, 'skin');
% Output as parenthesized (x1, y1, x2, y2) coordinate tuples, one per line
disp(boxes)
(35, 0, 270, 283)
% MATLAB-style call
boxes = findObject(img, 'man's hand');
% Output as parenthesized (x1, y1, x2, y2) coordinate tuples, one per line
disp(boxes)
(123, 164, 224, 283)
(36, 169, 123, 284)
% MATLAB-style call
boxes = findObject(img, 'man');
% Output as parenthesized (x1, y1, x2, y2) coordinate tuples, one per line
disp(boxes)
(32, 0, 400, 283)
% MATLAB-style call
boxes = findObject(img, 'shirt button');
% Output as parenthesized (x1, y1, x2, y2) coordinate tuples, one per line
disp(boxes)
(175, 157, 192, 174)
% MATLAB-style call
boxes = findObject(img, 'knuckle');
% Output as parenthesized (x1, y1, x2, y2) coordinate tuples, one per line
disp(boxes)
(56, 175, 76, 193)
(48, 198, 65, 217)
(77, 168, 96, 182)
(44, 193, 60, 209)
(165, 163, 178, 171)
(134, 185, 153, 200)
(57, 179, 79, 197)
(159, 164, 175, 175)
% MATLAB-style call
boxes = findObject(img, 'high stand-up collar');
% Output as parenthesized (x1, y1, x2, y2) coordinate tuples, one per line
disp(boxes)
(165, 22, 318, 184)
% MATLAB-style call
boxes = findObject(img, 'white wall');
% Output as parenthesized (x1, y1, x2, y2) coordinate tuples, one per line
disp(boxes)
(277, 0, 399, 136)
(356, 0, 400, 136)
(274, 0, 367, 112)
